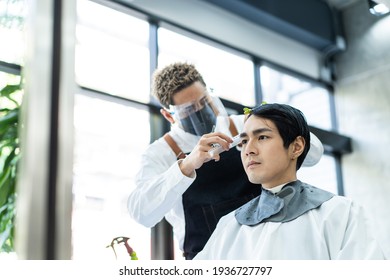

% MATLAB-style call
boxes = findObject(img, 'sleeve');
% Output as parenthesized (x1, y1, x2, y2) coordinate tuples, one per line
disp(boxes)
(330, 200, 386, 259)
(127, 138, 196, 227)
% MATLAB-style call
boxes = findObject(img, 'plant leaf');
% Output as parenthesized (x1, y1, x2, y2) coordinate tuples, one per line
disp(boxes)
(0, 167, 12, 207)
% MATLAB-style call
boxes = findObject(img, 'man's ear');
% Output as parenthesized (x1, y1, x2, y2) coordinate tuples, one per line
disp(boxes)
(160, 108, 175, 124)
(290, 136, 305, 160)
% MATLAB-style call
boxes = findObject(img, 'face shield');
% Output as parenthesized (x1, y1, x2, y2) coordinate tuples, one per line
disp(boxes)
(170, 94, 228, 136)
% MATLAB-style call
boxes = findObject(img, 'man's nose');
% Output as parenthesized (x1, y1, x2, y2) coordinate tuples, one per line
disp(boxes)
(244, 139, 257, 156)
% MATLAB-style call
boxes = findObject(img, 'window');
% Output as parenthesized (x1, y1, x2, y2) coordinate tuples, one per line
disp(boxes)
(73, 0, 152, 260)
(0, 0, 24, 259)
(76, 0, 150, 103)
(0, 0, 26, 65)
(0, 71, 21, 89)
(158, 27, 256, 107)
(298, 155, 338, 194)
(260, 65, 333, 130)
(72, 91, 152, 260)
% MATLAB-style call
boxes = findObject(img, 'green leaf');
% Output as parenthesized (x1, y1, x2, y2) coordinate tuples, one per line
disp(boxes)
(3, 148, 18, 169)
(0, 85, 20, 107)
(0, 167, 12, 207)
(0, 225, 12, 252)
(0, 84, 20, 96)
(0, 125, 18, 146)
(0, 199, 16, 254)
(243, 107, 252, 115)
(0, 109, 18, 128)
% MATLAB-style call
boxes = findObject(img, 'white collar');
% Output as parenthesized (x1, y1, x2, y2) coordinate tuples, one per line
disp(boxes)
(264, 182, 293, 194)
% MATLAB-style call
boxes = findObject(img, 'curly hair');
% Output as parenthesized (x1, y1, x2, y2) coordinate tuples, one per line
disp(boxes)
(152, 62, 206, 107)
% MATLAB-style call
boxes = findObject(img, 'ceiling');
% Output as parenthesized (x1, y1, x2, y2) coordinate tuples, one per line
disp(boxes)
(327, 0, 390, 10)
(325, 0, 361, 10)
(201, 0, 362, 55)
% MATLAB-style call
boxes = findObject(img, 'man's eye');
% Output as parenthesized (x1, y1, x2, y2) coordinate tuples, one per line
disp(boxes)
(259, 135, 268, 140)
(241, 139, 247, 145)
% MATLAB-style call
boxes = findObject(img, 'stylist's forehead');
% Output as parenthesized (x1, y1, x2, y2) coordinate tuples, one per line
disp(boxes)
(172, 81, 207, 105)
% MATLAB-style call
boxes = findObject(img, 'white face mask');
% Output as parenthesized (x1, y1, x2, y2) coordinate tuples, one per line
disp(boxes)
(170, 95, 228, 136)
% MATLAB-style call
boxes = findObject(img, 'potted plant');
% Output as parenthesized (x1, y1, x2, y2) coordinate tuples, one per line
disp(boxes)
(0, 83, 22, 252)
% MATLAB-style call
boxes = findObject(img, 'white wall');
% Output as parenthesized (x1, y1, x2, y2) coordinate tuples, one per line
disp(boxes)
(334, 1, 390, 258)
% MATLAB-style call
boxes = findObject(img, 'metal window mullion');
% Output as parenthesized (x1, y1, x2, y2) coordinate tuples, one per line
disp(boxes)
(0, 61, 22, 75)
(335, 154, 345, 196)
(253, 59, 263, 104)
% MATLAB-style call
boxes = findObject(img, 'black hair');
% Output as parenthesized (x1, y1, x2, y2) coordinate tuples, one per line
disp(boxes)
(246, 103, 310, 170)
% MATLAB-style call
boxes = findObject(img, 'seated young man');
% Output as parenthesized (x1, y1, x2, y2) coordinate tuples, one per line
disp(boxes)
(194, 103, 385, 260)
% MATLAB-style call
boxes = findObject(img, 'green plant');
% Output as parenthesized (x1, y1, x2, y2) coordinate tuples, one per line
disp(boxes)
(0, 83, 22, 252)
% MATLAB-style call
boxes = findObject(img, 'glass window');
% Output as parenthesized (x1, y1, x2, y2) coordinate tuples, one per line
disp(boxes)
(72, 92, 151, 260)
(75, 0, 150, 103)
(260, 65, 332, 130)
(0, 0, 26, 65)
(298, 155, 338, 194)
(158, 27, 256, 107)
(0, 71, 22, 111)
(0, 71, 21, 89)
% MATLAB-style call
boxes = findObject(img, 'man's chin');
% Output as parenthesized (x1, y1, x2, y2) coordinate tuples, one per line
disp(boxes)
(247, 175, 262, 185)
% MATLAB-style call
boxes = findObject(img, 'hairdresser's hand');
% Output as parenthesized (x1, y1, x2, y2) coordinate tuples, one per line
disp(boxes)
(179, 132, 233, 177)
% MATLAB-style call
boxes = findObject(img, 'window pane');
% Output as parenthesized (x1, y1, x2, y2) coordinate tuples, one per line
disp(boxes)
(72, 92, 151, 260)
(298, 155, 338, 194)
(158, 28, 255, 106)
(76, 0, 150, 103)
(0, 71, 21, 89)
(0, 0, 26, 65)
(260, 65, 332, 130)
(0, 72, 22, 109)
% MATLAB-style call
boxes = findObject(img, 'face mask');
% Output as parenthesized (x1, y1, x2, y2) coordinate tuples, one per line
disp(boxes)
(170, 95, 228, 136)
(179, 102, 217, 135)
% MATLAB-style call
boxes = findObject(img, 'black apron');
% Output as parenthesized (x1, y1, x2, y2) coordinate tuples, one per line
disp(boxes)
(182, 147, 261, 259)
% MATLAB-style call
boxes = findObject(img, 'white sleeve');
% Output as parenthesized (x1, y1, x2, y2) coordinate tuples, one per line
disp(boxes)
(127, 138, 195, 227)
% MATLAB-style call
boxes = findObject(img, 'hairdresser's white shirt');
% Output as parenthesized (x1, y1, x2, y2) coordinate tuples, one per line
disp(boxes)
(127, 115, 324, 251)
(194, 195, 385, 260)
